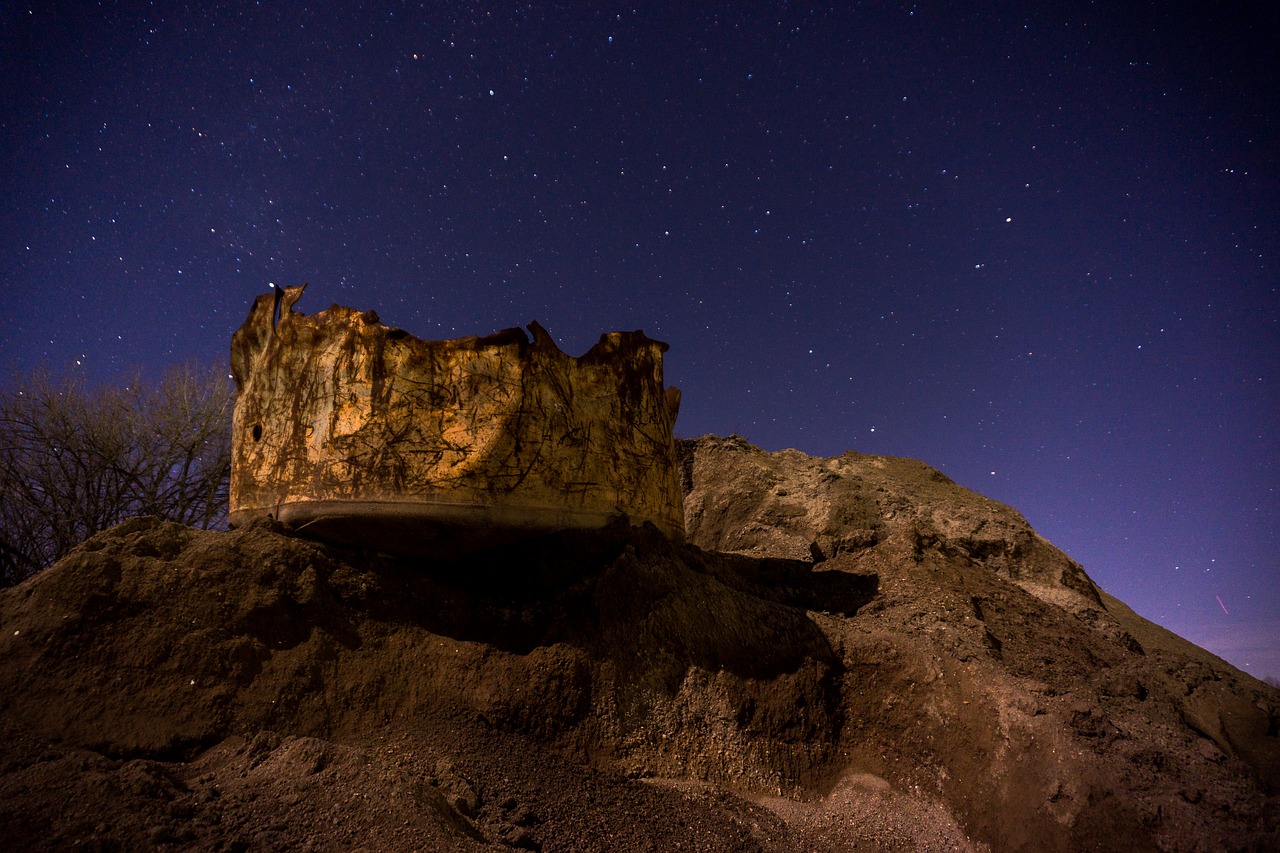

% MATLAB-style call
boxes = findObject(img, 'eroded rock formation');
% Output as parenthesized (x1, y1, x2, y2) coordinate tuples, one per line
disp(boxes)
(229, 286, 684, 554)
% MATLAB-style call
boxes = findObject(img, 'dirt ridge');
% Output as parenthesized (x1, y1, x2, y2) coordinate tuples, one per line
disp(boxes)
(1, 435, 1276, 851)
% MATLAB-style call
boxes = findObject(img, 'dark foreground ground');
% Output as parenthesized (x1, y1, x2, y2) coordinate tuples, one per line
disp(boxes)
(1, 436, 1276, 851)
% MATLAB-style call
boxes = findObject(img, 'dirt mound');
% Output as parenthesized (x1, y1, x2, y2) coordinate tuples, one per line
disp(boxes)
(2, 435, 1277, 850)
(680, 435, 1100, 612)
(680, 436, 1280, 848)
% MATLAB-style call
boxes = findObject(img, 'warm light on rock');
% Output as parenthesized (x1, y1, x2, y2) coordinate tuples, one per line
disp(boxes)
(229, 285, 684, 554)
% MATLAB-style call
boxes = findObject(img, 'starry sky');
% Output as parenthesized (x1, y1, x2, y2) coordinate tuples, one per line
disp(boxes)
(2, 3, 1276, 678)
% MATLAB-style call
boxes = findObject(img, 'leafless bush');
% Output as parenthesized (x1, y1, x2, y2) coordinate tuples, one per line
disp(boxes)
(0, 365, 232, 585)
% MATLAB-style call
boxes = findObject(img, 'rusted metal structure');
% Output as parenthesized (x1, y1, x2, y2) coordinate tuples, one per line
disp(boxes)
(228, 286, 684, 554)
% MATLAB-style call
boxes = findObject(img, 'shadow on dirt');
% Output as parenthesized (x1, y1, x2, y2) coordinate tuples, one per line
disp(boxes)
(330, 519, 879, 667)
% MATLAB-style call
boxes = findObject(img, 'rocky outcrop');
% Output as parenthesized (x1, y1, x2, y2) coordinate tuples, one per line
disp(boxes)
(230, 287, 684, 555)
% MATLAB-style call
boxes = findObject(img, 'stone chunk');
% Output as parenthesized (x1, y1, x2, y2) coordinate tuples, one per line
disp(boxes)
(229, 286, 684, 554)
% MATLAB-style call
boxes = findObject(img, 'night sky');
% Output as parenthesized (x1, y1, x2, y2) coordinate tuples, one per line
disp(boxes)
(3, 3, 1276, 678)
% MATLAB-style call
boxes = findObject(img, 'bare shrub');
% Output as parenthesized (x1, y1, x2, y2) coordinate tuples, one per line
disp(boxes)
(0, 365, 232, 584)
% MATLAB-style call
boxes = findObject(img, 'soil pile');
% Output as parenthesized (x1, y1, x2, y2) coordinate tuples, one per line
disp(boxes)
(1, 435, 1276, 850)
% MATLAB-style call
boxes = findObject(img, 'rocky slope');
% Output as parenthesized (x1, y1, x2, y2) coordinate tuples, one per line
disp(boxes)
(1, 435, 1276, 851)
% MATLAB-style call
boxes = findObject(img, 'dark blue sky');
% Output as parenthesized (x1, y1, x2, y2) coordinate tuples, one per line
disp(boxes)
(3, 2, 1276, 678)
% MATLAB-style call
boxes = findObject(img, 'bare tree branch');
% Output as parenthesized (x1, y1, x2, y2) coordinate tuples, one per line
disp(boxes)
(0, 365, 232, 585)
